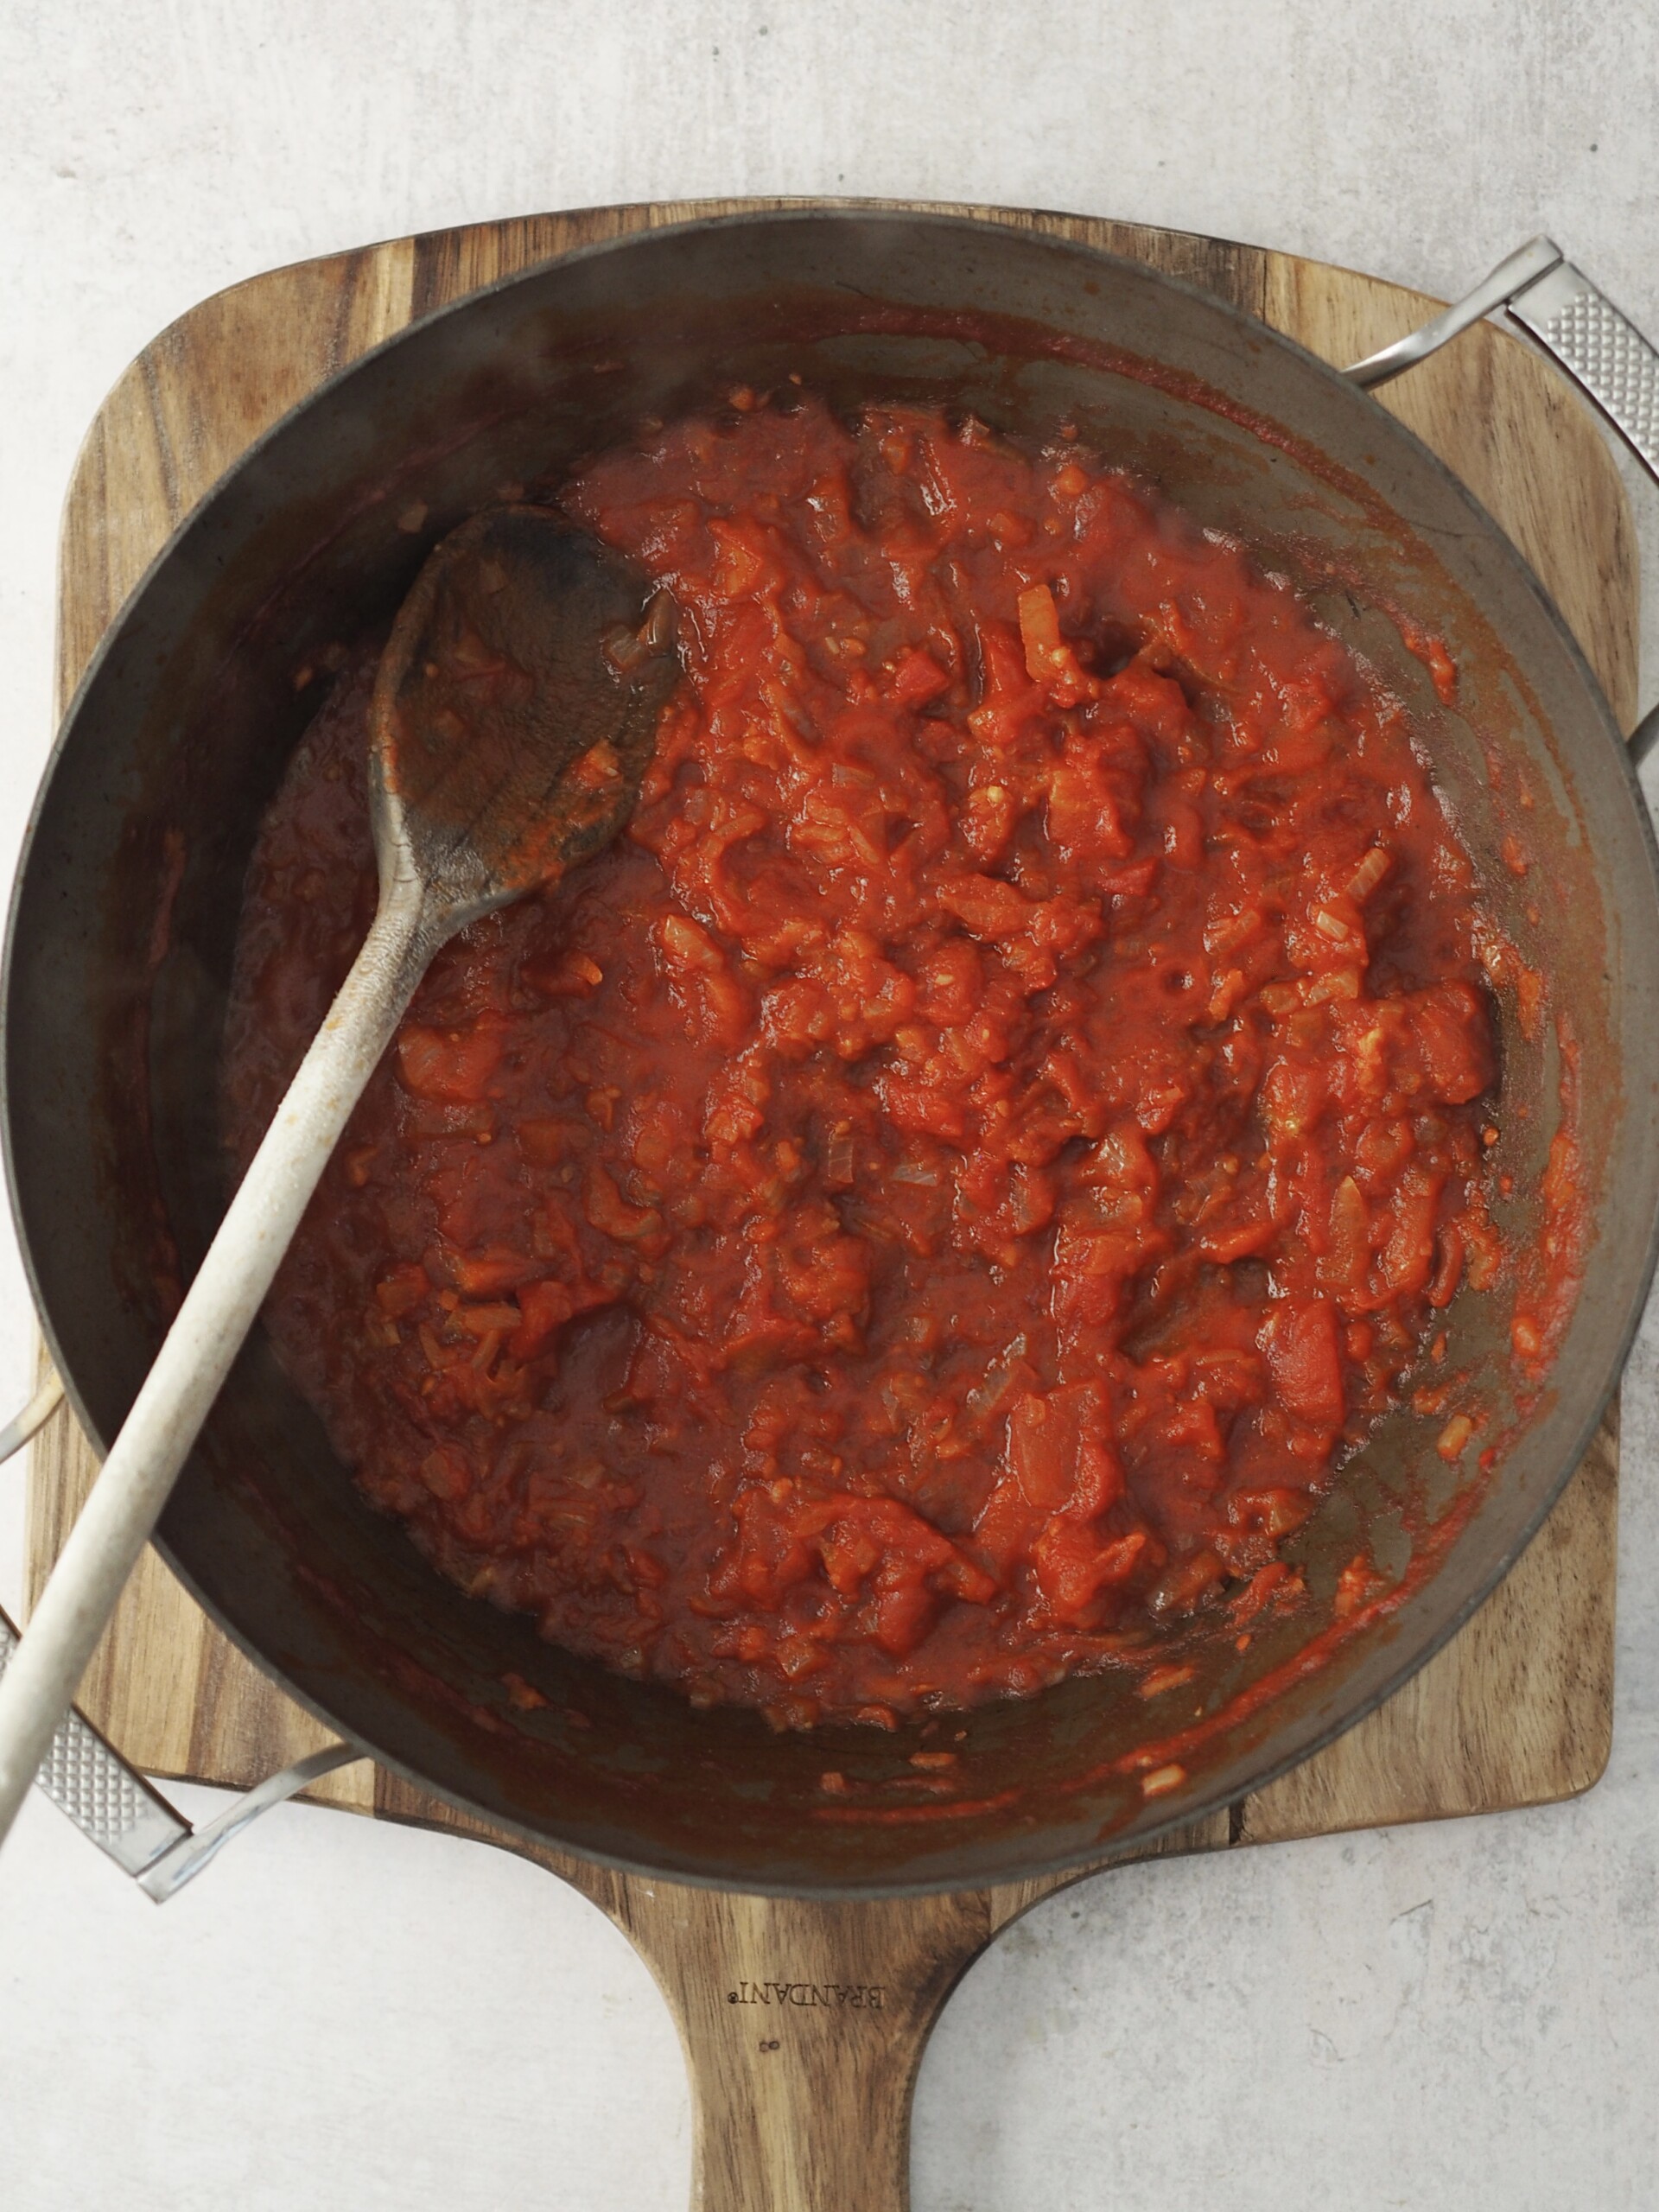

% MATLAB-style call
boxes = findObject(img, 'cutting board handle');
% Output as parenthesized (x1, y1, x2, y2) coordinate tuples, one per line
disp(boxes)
(616, 1885, 1001, 2211)
(684, 1982, 921, 2212)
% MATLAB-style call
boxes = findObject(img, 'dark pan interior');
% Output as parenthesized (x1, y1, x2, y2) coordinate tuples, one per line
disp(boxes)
(7, 212, 1658, 1893)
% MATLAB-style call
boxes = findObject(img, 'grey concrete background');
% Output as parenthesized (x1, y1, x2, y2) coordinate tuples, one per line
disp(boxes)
(2, 4, 1657, 2205)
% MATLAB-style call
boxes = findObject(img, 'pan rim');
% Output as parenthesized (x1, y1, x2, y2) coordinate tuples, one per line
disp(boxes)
(7, 201, 1656, 1895)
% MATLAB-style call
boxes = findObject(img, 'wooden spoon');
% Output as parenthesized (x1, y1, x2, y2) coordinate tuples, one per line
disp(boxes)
(0, 508, 677, 1848)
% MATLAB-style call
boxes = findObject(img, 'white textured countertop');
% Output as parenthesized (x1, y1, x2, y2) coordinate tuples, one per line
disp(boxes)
(3, 5, 1658, 2205)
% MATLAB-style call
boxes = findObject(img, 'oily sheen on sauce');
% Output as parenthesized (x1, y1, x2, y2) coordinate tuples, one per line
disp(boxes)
(221, 395, 1503, 1729)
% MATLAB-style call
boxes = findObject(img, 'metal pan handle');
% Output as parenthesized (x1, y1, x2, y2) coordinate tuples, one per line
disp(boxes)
(1344, 238, 1659, 765)
(0, 1373, 364, 1898)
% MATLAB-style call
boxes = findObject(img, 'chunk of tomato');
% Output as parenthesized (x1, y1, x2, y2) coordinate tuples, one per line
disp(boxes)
(397, 1018, 504, 1105)
(1259, 1297, 1345, 1427)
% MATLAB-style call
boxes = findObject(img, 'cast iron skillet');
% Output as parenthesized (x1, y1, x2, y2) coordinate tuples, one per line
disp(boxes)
(7, 211, 1658, 1894)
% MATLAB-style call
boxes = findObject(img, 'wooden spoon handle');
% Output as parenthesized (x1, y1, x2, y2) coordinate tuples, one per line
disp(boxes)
(0, 881, 442, 1849)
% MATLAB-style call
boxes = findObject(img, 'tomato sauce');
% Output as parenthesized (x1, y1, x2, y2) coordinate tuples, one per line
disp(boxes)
(221, 394, 1501, 1726)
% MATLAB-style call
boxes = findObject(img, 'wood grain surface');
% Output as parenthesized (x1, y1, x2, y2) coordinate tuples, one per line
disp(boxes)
(27, 200, 1636, 2211)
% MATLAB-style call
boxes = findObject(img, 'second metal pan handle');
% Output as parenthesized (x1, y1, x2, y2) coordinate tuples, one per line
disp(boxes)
(1504, 251, 1659, 479)
(1344, 236, 1659, 766)
(0, 1373, 365, 1897)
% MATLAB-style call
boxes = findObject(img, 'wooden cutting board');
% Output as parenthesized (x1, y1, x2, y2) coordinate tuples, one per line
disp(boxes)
(28, 200, 1633, 2211)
